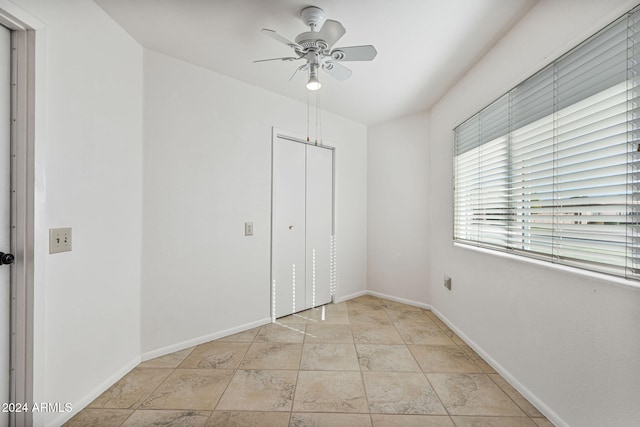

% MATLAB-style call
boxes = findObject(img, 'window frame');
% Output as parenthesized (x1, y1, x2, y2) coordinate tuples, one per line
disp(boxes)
(452, 5, 640, 282)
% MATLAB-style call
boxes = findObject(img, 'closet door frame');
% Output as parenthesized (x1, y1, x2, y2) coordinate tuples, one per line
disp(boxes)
(0, 7, 39, 427)
(270, 128, 335, 321)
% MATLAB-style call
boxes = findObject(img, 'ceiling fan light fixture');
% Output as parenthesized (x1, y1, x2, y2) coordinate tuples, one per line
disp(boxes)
(307, 64, 322, 90)
(306, 75, 322, 91)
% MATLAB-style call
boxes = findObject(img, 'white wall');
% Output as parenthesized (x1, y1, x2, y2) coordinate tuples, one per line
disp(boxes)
(427, 1, 640, 426)
(368, 113, 430, 303)
(9, 0, 144, 425)
(141, 49, 367, 355)
(13, 0, 639, 425)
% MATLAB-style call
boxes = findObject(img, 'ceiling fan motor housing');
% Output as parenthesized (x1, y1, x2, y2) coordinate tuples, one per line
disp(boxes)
(294, 33, 328, 51)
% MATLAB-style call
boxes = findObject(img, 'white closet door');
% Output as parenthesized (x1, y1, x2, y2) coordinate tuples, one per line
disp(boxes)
(0, 24, 10, 427)
(272, 138, 306, 318)
(305, 145, 333, 308)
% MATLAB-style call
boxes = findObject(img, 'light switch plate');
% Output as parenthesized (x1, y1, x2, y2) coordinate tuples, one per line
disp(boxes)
(49, 227, 72, 254)
(245, 222, 253, 236)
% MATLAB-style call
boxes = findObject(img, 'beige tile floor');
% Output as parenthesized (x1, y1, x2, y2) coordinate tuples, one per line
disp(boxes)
(64, 295, 554, 427)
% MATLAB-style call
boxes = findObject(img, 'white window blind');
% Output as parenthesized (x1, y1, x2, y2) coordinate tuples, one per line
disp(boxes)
(454, 6, 640, 280)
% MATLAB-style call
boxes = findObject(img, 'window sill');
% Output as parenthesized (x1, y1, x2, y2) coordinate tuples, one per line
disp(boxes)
(453, 242, 640, 291)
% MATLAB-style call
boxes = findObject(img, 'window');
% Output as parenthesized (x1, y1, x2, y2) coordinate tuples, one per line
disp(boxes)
(454, 6, 640, 280)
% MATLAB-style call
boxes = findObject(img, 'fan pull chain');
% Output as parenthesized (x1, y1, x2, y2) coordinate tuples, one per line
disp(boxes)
(318, 93, 323, 146)
(307, 90, 310, 142)
(315, 92, 319, 145)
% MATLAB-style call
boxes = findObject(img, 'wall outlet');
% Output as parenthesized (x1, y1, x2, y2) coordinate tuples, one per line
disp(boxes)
(444, 275, 452, 291)
(245, 222, 253, 236)
(49, 227, 72, 254)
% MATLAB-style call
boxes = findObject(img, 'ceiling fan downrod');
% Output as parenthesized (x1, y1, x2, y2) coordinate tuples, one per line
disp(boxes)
(300, 6, 325, 31)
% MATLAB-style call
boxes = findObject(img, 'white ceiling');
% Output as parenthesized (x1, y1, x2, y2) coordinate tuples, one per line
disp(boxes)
(94, 0, 536, 125)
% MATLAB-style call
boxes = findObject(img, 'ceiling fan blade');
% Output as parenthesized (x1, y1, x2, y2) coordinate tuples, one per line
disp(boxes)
(316, 19, 346, 48)
(330, 45, 377, 61)
(322, 61, 352, 81)
(290, 64, 309, 82)
(261, 28, 301, 49)
(253, 56, 300, 63)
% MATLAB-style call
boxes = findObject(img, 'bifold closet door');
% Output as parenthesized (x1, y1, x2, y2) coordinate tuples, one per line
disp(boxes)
(272, 138, 306, 318)
(272, 136, 334, 319)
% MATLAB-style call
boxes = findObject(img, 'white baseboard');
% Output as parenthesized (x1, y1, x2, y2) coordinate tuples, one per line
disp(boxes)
(141, 317, 272, 361)
(333, 289, 368, 303)
(48, 355, 141, 427)
(429, 306, 565, 427)
(366, 290, 432, 310)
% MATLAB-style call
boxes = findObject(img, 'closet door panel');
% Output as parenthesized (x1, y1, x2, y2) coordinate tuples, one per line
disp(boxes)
(305, 145, 333, 308)
(272, 138, 306, 318)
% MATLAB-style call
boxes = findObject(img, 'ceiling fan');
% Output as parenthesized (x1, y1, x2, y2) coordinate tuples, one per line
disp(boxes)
(255, 6, 377, 90)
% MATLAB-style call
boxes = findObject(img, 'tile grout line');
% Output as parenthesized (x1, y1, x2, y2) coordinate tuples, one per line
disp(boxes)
(348, 310, 376, 427)
(126, 345, 199, 418)
(383, 300, 455, 422)
(290, 319, 307, 421)
(347, 297, 377, 422)
(207, 323, 259, 423)
(485, 371, 541, 421)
